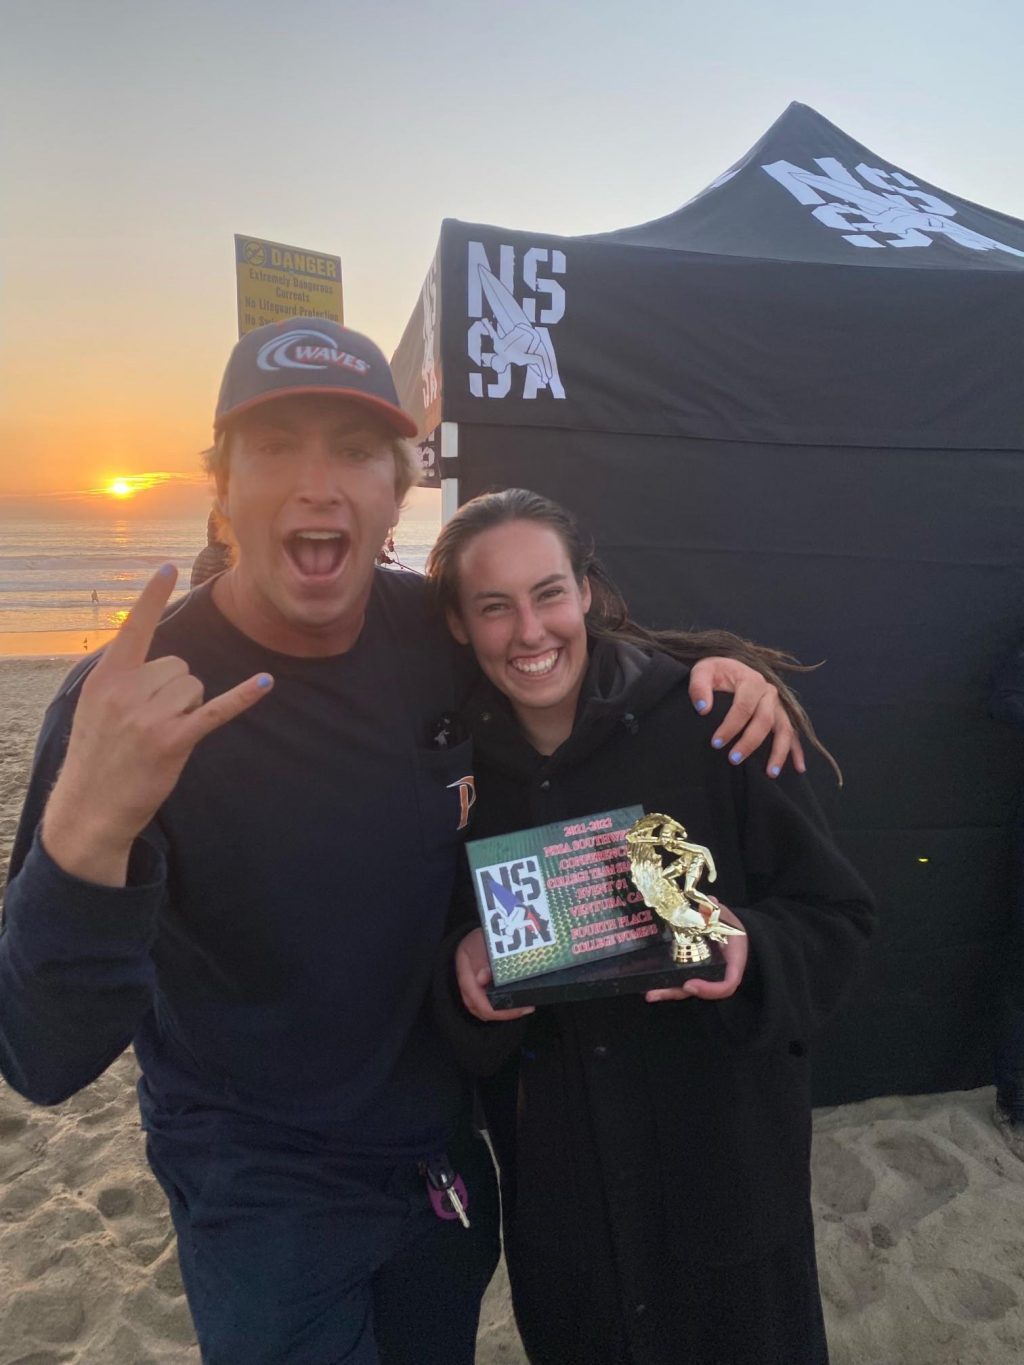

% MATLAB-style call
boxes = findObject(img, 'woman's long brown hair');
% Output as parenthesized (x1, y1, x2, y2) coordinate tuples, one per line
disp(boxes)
(425, 488, 841, 783)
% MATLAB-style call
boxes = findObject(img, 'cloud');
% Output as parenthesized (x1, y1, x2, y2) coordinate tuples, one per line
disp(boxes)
(3, 472, 208, 502)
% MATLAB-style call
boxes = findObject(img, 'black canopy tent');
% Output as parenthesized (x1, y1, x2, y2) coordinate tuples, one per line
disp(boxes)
(392, 103, 1024, 1105)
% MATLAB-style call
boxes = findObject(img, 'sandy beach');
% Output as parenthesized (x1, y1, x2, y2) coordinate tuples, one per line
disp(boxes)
(2, 656, 1023, 1363)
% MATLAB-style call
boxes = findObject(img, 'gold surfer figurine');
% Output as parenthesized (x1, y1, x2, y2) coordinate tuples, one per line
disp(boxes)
(626, 814, 746, 964)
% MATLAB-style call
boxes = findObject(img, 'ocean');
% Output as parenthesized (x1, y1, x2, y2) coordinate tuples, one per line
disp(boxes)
(0, 503, 442, 640)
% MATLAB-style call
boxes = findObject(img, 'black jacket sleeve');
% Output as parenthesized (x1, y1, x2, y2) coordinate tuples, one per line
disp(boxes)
(0, 681, 164, 1105)
(716, 758, 876, 1052)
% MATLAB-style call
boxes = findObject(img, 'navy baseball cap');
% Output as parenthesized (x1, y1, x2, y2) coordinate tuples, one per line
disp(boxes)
(214, 318, 418, 437)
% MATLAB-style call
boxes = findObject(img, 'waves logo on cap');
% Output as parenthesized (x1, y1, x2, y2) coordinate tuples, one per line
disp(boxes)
(256, 330, 371, 375)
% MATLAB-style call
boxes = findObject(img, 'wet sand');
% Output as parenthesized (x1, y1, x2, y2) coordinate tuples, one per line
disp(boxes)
(0, 629, 118, 659)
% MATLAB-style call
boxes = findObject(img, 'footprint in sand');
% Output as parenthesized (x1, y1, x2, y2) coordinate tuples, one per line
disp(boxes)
(916, 1266, 1019, 1323)
(37, 1197, 104, 1244)
(152, 1247, 186, 1297)
(0, 1137, 38, 1183)
(5, 1290, 85, 1345)
(816, 1222, 887, 1315)
(96, 1185, 136, 1218)
(812, 1136, 877, 1215)
(124, 1281, 198, 1347)
(872, 1129, 968, 1226)
(8, 1198, 104, 1286)
(0, 1178, 50, 1223)
(127, 1229, 177, 1267)
(90, 1324, 161, 1365)
(24, 1242, 87, 1283)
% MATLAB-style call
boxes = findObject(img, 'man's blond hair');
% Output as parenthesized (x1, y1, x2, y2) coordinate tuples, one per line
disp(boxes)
(202, 425, 421, 503)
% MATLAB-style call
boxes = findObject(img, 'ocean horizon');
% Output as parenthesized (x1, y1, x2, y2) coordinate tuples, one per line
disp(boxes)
(0, 502, 442, 650)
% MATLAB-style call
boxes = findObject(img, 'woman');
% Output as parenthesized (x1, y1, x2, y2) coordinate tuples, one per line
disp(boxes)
(427, 489, 874, 1365)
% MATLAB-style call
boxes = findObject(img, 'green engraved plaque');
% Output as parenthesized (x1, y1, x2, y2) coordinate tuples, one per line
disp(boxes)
(467, 805, 664, 987)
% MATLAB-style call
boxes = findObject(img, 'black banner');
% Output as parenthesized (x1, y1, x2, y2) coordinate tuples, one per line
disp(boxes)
(433, 220, 1024, 450)
(596, 102, 1024, 270)
(390, 241, 443, 440)
(455, 423, 1024, 1103)
(392, 105, 1024, 1103)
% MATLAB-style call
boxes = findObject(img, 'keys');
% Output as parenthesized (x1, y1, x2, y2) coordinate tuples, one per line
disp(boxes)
(423, 1155, 471, 1229)
(442, 1180, 470, 1230)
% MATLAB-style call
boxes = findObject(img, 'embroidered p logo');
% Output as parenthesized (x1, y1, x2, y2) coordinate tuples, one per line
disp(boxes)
(447, 775, 477, 831)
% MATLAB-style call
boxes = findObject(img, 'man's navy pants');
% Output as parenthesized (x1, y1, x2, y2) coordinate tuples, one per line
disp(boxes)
(147, 1121, 500, 1364)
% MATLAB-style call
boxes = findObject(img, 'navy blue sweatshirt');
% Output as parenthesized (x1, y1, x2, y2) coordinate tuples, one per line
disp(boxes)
(0, 571, 476, 1157)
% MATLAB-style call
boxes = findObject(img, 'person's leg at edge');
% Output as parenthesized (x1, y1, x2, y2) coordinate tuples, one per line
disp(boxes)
(373, 1120, 501, 1365)
(147, 1129, 499, 1365)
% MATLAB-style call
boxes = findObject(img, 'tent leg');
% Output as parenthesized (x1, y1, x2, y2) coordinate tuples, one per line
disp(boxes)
(440, 421, 459, 524)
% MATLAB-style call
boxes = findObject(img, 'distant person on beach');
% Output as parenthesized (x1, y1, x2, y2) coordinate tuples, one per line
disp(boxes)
(990, 632, 1024, 1161)
(90, 588, 99, 604)
(189, 508, 232, 588)
(426, 489, 874, 1365)
(1, 318, 805, 1365)
(377, 531, 398, 566)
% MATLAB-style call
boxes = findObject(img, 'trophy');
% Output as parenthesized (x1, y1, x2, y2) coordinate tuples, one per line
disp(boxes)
(470, 804, 742, 1008)
(625, 814, 746, 964)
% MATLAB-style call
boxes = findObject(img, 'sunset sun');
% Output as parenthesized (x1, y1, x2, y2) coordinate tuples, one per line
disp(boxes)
(108, 478, 133, 499)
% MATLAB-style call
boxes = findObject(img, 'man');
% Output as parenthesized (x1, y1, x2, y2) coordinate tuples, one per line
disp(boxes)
(0, 318, 799, 1364)
(190, 508, 233, 587)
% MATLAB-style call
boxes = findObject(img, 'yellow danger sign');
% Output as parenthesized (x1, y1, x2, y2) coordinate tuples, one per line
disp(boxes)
(234, 234, 343, 337)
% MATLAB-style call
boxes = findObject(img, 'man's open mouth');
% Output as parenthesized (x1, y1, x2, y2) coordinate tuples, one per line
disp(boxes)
(284, 530, 350, 578)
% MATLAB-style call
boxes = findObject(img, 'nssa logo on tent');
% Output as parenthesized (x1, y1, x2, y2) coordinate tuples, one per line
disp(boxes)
(420, 259, 440, 411)
(763, 157, 1024, 257)
(466, 242, 566, 400)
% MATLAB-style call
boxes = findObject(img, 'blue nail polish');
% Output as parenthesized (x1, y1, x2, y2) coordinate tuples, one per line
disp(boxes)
(712, 737, 725, 749)
(158, 562, 175, 576)
(695, 698, 708, 713)
(729, 749, 743, 764)
(257, 673, 273, 689)
(769, 764, 781, 777)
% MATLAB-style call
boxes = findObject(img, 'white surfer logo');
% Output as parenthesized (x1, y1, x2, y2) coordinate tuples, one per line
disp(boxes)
(762, 157, 1024, 256)
(477, 861, 554, 957)
(421, 263, 440, 410)
(470, 266, 565, 400)
(256, 330, 371, 373)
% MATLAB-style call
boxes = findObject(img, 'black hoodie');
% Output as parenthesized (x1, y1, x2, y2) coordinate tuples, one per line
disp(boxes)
(436, 636, 875, 1280)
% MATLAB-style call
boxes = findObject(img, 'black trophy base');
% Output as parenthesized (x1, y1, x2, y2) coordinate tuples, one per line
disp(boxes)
(486, 938, 726, 1009)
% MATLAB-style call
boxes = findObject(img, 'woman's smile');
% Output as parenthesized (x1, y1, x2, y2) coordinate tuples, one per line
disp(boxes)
(510, 649, 560, 676)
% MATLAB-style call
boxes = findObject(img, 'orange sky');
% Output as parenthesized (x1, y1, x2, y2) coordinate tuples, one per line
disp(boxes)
(4, 3, 1022, 520)
(0, 283, 230, 517)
